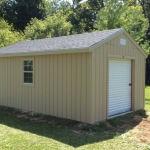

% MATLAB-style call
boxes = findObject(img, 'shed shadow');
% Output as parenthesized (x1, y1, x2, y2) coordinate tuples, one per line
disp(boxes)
(0, 106, 147, 148)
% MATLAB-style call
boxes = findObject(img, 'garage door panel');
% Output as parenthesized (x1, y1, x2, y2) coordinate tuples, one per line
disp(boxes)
(109, 101, 131, 106)
(109, 88, 130, 91)
(110, 100, 131, 106)
(109, 108, 131, 116)
(109, 59, 131, 117)
(109, 97, 131, 102)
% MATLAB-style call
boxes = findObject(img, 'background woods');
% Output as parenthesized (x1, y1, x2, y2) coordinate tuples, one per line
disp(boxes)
(0, 0, 150, 84)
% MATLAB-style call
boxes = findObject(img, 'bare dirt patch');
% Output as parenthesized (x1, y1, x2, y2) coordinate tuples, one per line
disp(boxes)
(128, 115, 150, 144)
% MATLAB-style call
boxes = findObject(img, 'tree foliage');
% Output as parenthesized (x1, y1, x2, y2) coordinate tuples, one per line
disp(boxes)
(24, 11, 72, 40)
(94, 1, 149, 52)
(0, 0, 46, 31)
(44, 0, 71, 16)
(138, 0, 150, 25)
(0, 18, 24, 48)
(94, 1, 124, 30)
(67, 3, 95, 34)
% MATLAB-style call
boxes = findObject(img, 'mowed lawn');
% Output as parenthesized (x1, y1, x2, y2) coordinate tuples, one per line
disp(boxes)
(145, 86, 150, 111)
(0, 87, 149, 150)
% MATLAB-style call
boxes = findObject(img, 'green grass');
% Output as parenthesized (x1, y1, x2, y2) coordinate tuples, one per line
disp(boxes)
(0, 87, 149, 150)
(145, 86, 150, 111)
(0, 111, 147, 150)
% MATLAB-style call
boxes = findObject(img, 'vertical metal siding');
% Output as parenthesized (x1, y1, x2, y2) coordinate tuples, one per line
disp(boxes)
(0, 53, 91, 123)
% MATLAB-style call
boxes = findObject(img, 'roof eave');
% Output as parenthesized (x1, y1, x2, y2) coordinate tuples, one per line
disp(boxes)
(0, 47, 90, 57)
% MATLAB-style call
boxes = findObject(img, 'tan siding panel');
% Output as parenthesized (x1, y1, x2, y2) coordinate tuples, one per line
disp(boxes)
(71, 54, 76, 120)
(103, 44, 108, 120)
(76, 53, 82, 121)
(100, 46, 104, 120)
(54, 55, 58, 116)
(58, 54, 63, 117)
(49, 55, 54, 115)
(35, 56, 39, 112)
(28, 87, 32, 111)
(81, 53, 87, 123)
(62, 54, 67, 118)
(87, 52, 92, 124)
(42, 56, 46, 114)
(91, 50, 96, 123)
(16, 58, 19, 109)
(45, 55, 50, 114)
(18, 58, 22, 109)
(38, 56, 43, 113)
(95, 49, 100, 121)
(66, 54, 72, 119)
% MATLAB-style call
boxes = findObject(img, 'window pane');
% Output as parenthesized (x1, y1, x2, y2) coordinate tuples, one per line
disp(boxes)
(28, 73, 32, 78)
(24, 73, 28, 78)
(24, 78, 28, 83)
(24, 66, 33, 71)
(29, 66, 33, 71)
(27, 60, 33, 65)
(24, 66, 28, 71)
(28, 78, 32, 83)
(24, 61, 27, 65)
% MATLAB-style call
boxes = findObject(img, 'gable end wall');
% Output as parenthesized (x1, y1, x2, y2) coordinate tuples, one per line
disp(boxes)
(91, 33, 146, 123)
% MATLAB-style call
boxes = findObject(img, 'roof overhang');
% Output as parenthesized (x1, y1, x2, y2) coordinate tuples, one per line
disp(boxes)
(0, 28, 147, 58)
(0, 47, 90, 57)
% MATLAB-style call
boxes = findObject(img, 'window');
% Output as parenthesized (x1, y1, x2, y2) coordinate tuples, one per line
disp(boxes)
(23, 60, 33, 84)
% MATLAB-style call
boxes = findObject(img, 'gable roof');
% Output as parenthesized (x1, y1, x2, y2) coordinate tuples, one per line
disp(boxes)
(0, 28, 147, 57)
(0, 28, 122, 56)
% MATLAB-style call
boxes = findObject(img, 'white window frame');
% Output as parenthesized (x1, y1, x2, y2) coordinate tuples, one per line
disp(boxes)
(22, 58, 34, 85)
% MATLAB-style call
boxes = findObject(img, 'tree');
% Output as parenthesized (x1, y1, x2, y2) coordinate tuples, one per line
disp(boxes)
(120, 5, 148, 40)
(87, 0, 105, 11)
(0, 18, 24, 48)
(138, 0, 150, 25)
(67, 1, 101, 34)
(24, 11, 72, 40)
(0, 0, 46, 31)
(44, 0, 71, 16)
(94, 1, 149, 53)
(94, 0, 124, 30)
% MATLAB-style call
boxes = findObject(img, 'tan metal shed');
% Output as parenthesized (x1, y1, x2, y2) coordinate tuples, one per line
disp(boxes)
(0, 28, 147, 124)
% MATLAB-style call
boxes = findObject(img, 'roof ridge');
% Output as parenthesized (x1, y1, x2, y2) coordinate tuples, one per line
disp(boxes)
(19, 28, 123, 43)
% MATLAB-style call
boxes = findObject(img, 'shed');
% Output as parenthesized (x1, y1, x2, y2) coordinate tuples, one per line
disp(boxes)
(0, 28, 147, 124)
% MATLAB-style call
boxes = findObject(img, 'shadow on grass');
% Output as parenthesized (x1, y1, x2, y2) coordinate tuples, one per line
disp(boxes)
(0, 106, 147, 148)
(145, 99, 150, 103)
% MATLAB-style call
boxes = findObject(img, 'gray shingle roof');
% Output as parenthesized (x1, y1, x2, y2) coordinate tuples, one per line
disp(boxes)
(0, 28, 123, 55)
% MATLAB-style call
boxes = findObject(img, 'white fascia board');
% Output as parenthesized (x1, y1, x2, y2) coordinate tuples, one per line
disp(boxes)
(0, 47, 90, 57)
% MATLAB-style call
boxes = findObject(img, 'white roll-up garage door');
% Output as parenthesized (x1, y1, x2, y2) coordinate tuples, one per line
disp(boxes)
(108, 59, 131, 117)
